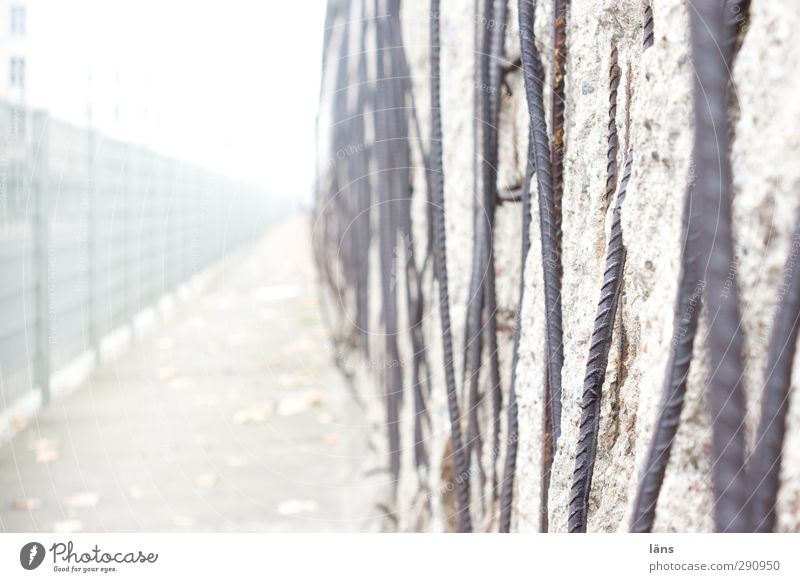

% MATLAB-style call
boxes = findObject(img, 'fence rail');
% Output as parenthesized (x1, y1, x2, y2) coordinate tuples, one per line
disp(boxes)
(0, 99, 280, 414)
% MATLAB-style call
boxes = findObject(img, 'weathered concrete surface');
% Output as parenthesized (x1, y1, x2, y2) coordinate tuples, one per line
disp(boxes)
(0, 216, 380, 532)
(323, 0, 800, 532)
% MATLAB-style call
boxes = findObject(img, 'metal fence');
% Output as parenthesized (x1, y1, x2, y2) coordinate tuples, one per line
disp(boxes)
(0, 99, 280, 414)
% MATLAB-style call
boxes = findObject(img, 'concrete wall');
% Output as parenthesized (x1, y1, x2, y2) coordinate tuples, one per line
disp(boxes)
(321, 0, 800, 532)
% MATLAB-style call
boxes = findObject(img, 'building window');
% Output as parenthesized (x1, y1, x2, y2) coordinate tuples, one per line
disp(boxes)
(9, 57, 25, 88)
(10, 5, 26, 35)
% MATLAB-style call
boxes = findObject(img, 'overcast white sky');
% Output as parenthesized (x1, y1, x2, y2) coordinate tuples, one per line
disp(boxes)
(27, 0, 327, 203)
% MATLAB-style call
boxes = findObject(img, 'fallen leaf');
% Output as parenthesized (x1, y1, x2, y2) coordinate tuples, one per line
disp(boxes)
(276, 392, 322, 417)
(267, 354, 284, 367)
(280, 338, 315, 356)
(233, 402, 274, 424)
(155, 337, 175, 351)
(192, 394, 219, 407)
(227, 455, 248, 468)
(173, 515, 195, 527)
(167, 377, 193, 390)
(64, 492, 99, 509)
(53, 519, 83, 533)
(277, 499, 319, 516)
(253, 285, 302, 302)
(10, 415, 27, 432)
(35, 449, 60, 463)
(193, 473, 218, 489)
(154, 367, 178, 382)
(277, 373, 314, 388)
(323, 433, 340, 445)
(10, 498, 42, 510)
(28, 438, 60, 452)
(316, 412, 335, 425)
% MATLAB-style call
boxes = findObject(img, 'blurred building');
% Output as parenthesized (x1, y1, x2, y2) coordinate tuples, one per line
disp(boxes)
(0, 0, 28, 107)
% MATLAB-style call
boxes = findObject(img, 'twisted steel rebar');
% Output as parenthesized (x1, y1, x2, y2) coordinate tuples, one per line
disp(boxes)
(643, 3, 654, 50)
(467, 0, 509, 516)
(747, 216, 800, 532)
(551, 0, 567, 241)
(374, 0, 404, 491)
(429, 0, 473, 533)
(721, 0, 750, 67)
(631, 0, 752, 534)
(689, 0, 749, 533)
(499, 0, 563, 533)
(630, 179, 703, 532)
(387, 0, 433, 476)
(462, 0, 496, 499)
(605, 44, 620, 210)
(569, 151, 633, 533)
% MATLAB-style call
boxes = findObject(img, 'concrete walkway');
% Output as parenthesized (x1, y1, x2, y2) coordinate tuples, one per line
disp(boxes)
(0, 215, 380, 532)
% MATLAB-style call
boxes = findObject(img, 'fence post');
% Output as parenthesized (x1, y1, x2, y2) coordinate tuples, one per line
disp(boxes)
(32, 111, 50, 405)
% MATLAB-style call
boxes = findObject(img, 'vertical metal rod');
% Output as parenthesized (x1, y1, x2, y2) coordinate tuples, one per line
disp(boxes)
(32, 111, 50, 405)
(88, 126, 101, 356)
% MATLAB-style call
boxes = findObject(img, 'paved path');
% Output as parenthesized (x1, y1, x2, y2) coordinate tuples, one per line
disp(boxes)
(0, 216, 380, 532)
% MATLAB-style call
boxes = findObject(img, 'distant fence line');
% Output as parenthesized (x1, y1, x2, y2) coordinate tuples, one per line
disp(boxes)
(0, 99, 280, 415)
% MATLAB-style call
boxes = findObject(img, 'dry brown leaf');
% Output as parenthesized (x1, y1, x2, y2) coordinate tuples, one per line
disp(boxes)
(173, 515, 195, 527)
(63, 492, 99, 509)
(227, 455, 248, 468)
(154, 367, 178, 382)
(53, 519, 83, 533)
(192, 394, 219, 407)
(167, 377, 193, 390)
(10, 498, 42, 510)
(193, 473, 218, 489)
(28, 438, 60, 452)
(233, 402, 273, 424)
(10, 415, 27, 432)
(276, 392, 322, 416)
(316, 412, 335, 425)
(305, 391, 322, 406)
(35, 449, 59, 463)
(154, 337, 175, 351)
(277, 499, 318, 516)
